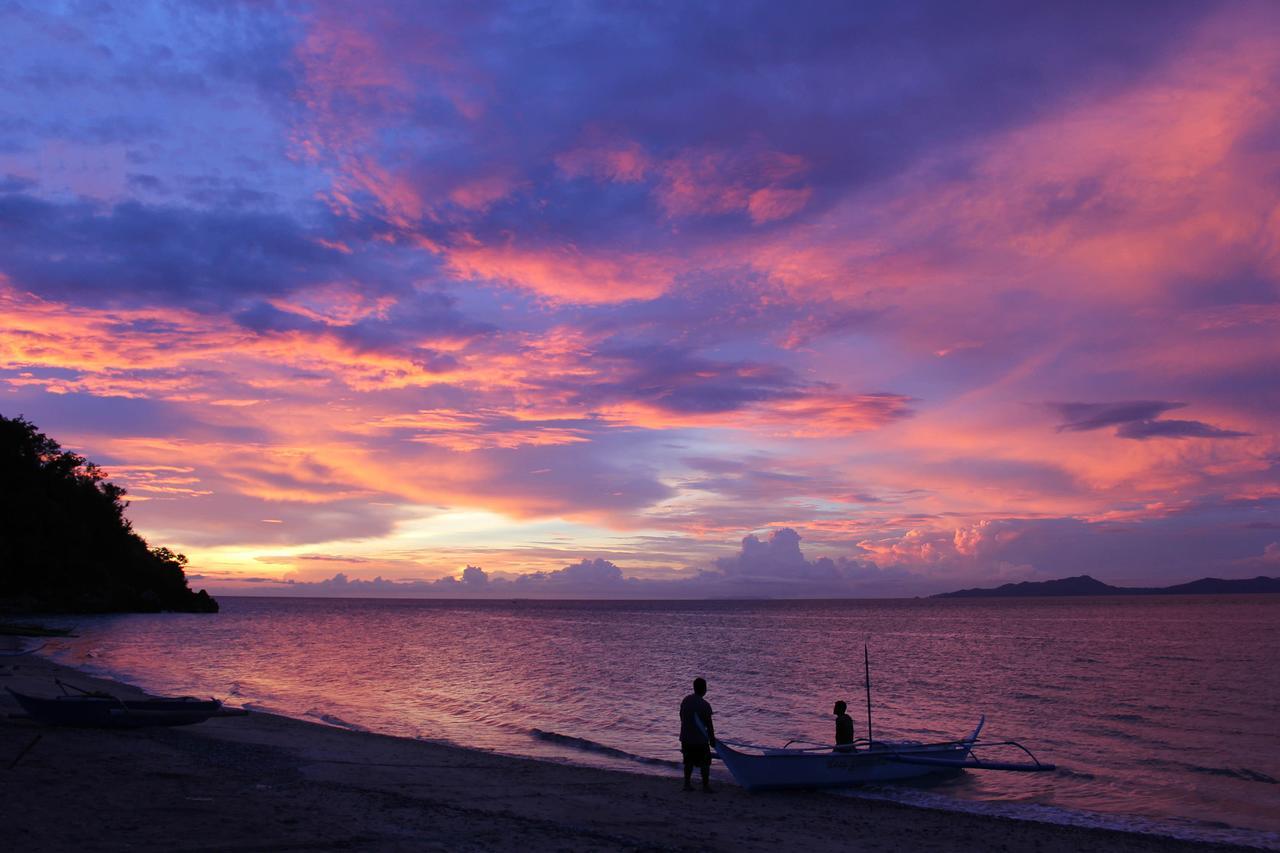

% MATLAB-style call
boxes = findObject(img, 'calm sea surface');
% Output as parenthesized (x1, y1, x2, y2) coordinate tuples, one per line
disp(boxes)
(38, 596, 1280, 848)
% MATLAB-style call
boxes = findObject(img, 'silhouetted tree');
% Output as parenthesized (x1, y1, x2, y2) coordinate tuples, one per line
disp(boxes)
(0, 414, 217, 614)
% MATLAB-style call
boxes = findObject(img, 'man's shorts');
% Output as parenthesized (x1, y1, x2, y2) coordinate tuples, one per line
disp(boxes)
(681, 743, 712, 766)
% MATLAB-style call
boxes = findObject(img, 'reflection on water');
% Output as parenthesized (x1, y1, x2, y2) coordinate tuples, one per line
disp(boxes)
(42, 595, 1280, 848)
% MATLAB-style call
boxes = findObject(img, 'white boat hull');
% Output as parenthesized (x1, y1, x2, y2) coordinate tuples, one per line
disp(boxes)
(715, 719, 984, 791)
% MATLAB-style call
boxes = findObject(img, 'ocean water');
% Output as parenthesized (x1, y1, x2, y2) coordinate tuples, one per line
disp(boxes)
(37, 595, 1280, 849)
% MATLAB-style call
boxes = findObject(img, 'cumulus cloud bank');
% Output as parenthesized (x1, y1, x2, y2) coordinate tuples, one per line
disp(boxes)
(235, 529, 918, 598)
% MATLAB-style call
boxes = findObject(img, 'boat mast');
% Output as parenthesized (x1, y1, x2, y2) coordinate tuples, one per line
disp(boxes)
(863, 643, 873, 746)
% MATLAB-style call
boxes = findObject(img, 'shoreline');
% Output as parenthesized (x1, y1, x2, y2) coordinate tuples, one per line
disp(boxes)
(1, 640, 1268, 852)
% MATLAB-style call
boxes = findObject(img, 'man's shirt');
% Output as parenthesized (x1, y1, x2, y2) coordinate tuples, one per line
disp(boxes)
(679, 693, 715, 745)
(836, 713, 854, 744)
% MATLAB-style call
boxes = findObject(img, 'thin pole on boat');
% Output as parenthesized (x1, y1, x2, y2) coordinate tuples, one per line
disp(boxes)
(863, 643, 873, 746)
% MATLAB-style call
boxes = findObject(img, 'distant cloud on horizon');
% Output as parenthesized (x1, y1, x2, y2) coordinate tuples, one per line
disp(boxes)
(215, 529, 924, 598)
(209, 519, 1280, 599)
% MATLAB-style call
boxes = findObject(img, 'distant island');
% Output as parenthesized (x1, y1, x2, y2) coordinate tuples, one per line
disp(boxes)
(0, 414, 217, 614)
(935, 574, 1280, 598)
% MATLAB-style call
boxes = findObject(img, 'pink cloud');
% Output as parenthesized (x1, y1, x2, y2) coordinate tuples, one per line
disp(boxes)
(445, 239, 674, 303)
(448, 174, 521, 212)
(735, 12, 1280, 341)
(747, 186, 814, 224)
(290, 7, 498, 228)
(368, 409, 591, 452)
(555, 140, 652, 183)
(556, 139, 814, 227)
(268, 285, 398, 327)
(656, 146, 811, 222)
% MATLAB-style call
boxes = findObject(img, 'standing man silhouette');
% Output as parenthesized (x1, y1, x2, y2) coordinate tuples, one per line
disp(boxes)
(679, 677, 715, 792)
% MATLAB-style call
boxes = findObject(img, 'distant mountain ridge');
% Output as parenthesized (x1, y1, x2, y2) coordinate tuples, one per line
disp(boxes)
(934, 574, 1280, 598)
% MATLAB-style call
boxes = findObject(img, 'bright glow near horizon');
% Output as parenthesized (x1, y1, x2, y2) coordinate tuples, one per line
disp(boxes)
(2, 2, 1278, 596)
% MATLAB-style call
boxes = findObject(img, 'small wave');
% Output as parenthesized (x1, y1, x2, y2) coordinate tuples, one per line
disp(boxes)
(303, 709, 368, 732)
(1102, 713, 1146, 723)
(1054, 767, 1097, 780)
(1188, 765, 1278, 785)
(529, 729, 678, 768)
(1091, 725, 1142, 741)
(1138, 757, 1279, 785)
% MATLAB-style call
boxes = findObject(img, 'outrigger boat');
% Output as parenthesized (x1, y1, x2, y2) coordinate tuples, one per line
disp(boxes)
(713, 646, 1055, 791)
(0, 643, 45, 656)
(7, 680, 247, 728)
(715, 716, 1055, 790)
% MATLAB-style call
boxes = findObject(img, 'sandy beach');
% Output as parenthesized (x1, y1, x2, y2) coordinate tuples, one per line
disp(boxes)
(0, 640, 1261, 853)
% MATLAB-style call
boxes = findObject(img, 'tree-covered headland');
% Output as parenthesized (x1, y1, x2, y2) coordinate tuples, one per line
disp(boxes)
(0, 414, 217, 614)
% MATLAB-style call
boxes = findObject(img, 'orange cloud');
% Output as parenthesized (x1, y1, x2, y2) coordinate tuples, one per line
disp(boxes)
(367, 409, 591, 452)
(596, 391, 910, 436)
(268, 284, 398, 326)
(99, 465, 213, 501)
(445, 239, 674, 303)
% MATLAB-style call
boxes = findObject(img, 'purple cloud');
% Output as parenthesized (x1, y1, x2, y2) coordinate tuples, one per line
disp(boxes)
(717, 528, 841, 580)
(1052, 401, 1184, 431)
(1115, 419, 1250, 440)
(0, 192, 347, 308)
(1051, 401, 1247, 440)
(509, 558, 625, 589)
(282, 1, 1213, 245)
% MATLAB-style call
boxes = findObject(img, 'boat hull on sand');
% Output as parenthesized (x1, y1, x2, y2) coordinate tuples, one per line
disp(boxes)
(7, 689, 243, 728)
(715, 719, 986, 791)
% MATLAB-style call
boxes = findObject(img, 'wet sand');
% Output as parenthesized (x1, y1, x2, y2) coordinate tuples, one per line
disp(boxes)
(0, 643, 1259, 852)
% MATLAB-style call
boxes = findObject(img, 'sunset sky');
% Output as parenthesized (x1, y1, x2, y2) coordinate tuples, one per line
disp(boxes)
(2, 1, 1278, 596)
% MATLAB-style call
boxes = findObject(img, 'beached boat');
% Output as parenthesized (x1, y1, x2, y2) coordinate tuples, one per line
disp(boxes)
(714, 716, 1056, 791)
(7, 683, 247, 728)
(0, 643, 45, 656)
(714, 645, 1055, 791)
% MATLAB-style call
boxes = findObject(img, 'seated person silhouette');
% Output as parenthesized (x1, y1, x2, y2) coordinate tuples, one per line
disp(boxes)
(834, 700, 855, 752)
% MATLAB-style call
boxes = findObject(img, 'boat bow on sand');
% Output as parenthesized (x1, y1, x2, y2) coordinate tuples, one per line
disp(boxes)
(7, 680, 247, 728)
(714, 716, 1056, 791)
